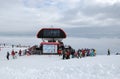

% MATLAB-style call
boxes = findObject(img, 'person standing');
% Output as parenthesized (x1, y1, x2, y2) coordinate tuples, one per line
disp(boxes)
(12, 45, 14, 48)
(107, 49, 110, 55)
(11, 50, 15, 59)
(6, 51, 10, 60)
(19, 49, 22, 56)
(4, 43, 5, 47)
(62, 49, 66, 60)
(58, 49, 62, 56)
(66, 50, 70, 59)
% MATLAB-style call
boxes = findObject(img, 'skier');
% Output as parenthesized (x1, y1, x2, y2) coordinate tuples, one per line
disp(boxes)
(107, 49, 110, 55)
(6, 51, 10, 60)
(58, 49, 62, 56)
(11, 50, 15, 59)
(15, 51, 18, 59)
(71, 49, 75, 58)
(19, 49, 22, 56)
(62, 49, 66, 60)
(82, 49, 85, 57)
(66, 50, 70, 59)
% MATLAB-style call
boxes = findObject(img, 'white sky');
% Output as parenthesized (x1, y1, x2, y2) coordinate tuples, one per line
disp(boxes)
(0, 0, 120, 33)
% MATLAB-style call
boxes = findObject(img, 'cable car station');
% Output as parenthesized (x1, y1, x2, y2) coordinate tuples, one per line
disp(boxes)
(30, 28, 66, 55)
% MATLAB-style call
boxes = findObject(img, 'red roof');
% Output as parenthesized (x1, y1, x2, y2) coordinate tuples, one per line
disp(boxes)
(40, 42, 59, 45)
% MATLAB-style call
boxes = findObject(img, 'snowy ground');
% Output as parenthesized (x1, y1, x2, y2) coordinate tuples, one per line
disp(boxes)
(0, 46, 120, 79)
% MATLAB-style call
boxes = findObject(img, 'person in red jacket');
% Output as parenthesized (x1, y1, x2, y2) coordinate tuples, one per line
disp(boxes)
(82, 49, 85, 57)
(66, 50, 70, 59)
(11, 50, 15, 59)
(58, 49, 62, 56)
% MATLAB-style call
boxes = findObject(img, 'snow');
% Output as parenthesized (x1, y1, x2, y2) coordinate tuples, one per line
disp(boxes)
(0, 46, 120, 79)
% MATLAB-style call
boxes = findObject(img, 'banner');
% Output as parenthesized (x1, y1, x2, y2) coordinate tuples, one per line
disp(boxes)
(43, 44, 57, 53)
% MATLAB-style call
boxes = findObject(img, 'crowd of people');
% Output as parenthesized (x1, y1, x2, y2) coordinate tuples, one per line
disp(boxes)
(6, 49, 31, 60)
(4, 43, 114, 61)
(58, 45, 96, 60)
(0, 43, 31, 60)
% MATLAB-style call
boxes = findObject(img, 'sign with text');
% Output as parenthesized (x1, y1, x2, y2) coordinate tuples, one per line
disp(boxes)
(43, 44, 57, 53)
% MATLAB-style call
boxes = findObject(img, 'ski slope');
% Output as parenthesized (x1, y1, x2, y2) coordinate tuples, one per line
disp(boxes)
(0, 47, 120, 79)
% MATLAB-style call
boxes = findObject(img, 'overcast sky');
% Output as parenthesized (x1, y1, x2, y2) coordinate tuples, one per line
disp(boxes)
(0, 0, 120, 38)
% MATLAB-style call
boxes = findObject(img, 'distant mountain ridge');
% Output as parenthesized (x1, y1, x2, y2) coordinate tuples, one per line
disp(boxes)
(64, 26, 120, 38)
(0, 26, 120, 38)
(0, 31, 36, 37)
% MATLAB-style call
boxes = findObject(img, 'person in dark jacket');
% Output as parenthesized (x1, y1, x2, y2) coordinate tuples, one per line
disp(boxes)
(107, 49, 110, 55)
(62, 49, 66, 60)
(71, 49, 75, 58)
(19, 49, 22, 56)
(6, 51, 10, 60)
